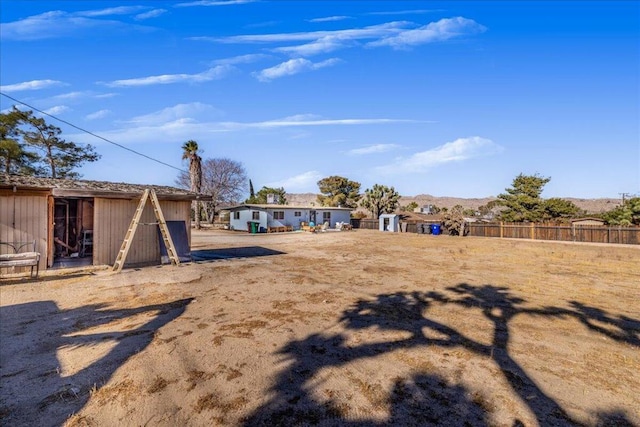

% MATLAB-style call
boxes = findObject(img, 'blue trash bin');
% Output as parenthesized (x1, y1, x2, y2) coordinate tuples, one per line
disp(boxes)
(430, 224, 441, 235)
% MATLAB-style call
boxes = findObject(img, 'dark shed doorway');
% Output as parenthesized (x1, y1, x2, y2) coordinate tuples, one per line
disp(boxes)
(52, 197, 94, 268)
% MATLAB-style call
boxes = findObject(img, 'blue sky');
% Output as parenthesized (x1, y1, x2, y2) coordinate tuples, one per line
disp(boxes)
(1, 1, 638, 198)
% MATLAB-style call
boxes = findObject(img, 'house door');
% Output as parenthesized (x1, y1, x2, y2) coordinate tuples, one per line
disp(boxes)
(309, 210, 316, 225)
(383, 217, 390, 231)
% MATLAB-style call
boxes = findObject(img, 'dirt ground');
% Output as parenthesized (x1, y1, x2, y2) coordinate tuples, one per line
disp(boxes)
(1, 229, 638, 427)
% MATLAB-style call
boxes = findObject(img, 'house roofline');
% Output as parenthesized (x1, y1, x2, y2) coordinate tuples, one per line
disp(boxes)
(228, 204, 352, 211)
(570, 217, 605, 223)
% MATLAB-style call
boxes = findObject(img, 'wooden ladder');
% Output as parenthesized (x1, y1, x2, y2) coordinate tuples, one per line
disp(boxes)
(112, 189, 181, 272)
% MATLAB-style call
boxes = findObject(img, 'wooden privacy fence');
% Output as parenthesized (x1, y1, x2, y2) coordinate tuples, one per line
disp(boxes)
(467, 222, 640, 245)
(350, 219, 378, 230)
(350, 219, 439, 234)
(350, 219, 639, 245)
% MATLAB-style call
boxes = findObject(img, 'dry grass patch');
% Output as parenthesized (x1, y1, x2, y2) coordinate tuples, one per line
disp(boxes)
(90, 379, 139, 406)
(147, 376, 177, 394)
(185, 370, 215, 392)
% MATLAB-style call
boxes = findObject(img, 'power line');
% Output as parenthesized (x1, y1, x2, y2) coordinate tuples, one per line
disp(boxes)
(1, 92, 187, 173)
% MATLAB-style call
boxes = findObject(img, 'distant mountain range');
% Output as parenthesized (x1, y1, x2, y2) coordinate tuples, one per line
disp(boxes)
(286, 193, 622, 214)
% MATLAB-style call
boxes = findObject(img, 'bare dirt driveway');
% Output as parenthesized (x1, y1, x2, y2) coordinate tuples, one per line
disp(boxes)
(1, 229, 638, 426)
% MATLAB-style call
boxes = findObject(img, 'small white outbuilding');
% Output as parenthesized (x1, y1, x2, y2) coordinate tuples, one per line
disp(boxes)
(379, 214, 399, 232)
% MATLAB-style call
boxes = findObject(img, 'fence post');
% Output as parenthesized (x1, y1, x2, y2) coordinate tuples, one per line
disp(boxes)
(500, 222, 504, 238)
(531, 222, 535, 240)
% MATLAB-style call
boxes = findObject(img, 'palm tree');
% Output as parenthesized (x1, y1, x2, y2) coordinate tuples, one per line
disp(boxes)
(182, 140, 202, 229)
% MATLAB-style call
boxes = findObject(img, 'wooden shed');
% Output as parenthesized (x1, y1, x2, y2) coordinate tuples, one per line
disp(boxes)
(1, 174, 197, 274)
(570, 217, 606, 227)
(379, 214, 399, 232)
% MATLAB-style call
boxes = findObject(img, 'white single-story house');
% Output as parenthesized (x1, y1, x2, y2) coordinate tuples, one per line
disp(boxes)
(228, 204, 352, 232)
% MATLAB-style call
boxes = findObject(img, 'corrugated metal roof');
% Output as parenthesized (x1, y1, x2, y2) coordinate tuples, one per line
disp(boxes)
(1, 174, 201, 200)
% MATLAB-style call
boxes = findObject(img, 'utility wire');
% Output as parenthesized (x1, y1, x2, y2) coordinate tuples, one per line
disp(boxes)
(1, 92, 187, 173)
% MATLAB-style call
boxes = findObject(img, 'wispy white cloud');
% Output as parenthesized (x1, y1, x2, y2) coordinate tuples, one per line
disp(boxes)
(274, 36, 351, 56)
(33, 91, 117, 109)
(42, 105, 70, 115)
(67, 120, 229, 147)
(50, 90, 89, 100)
(135, 9, 167, 20)
(0, 79, 67, 92)
(266, 171, 323, 192)
(287, 131, 312, 140)
(126, 102, 220, 125)
(0, 10, 150, 41)
(347, 144, 401, 155)
(85, 109, 111, 120)
(376, 136, 502, 174)
(278, 114, 323, 121)
(308, 16, 351, 23)
(254, 58, 340, 81)
(76, 6, 147, 17)
(175, 0, 257, 7)
(208, 21, 411, 43)
(203, 18, 484, 57)
(221, 115, 420, 129)
(212, 53, 271, 65)
(67, 106, 424, 148)
(104, 65, 232, 87)
(67, 104, 227, 145)
(369, 17, 486, 49)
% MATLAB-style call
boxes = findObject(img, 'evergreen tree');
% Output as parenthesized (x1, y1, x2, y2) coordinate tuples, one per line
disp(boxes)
(246, 186, 287, 204)
(1, 108, 40, 174)
(19, 109, 100, 178)
(0, 139, 41, 175)
(316, 175, 361, 208)
(497, 173, 550, 222)
(603, 197, 640, 225)
(542, 198, 582, 221)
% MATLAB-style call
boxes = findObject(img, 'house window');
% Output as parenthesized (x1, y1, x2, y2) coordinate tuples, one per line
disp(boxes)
(294, 211, 301, 217)
(323, 212, 331, 223)
(233, 211, 240, 220)
(252, 211, 260, 220)
(273, 211, 284, 220)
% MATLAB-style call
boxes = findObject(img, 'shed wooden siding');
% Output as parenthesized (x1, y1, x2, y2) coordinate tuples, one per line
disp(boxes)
(0, 194, 48, 273)
(93, 198, 190, 266)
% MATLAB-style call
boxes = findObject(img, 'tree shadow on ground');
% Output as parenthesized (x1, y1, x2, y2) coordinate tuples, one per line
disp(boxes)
(191, 246, 285, 263)
(244, 284, 639, 426)
(0, 298, 193, 427)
